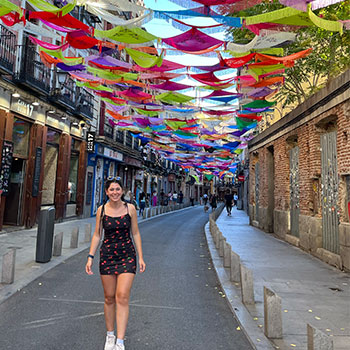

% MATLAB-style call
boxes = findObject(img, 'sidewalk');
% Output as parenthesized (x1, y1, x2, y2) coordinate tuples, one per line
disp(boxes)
(208, 207, 350, 350)
(0, 204, 195, 305)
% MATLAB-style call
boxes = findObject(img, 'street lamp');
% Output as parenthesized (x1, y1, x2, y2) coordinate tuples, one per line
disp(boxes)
(57, 70, 67, 85)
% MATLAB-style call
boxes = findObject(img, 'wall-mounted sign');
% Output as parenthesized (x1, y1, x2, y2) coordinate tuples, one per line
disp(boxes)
(103, 147, 123, 162)
(86, 131, 95, 153)
(238, 175, 245, 182)
(0, 140, 14, 195)
(32, 147, 42, 197)
(124, 156, 142, 168)
(10, 97, 36, 118)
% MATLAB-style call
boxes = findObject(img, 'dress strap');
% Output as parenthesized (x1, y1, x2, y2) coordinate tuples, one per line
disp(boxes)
(125, 201, 129, 215)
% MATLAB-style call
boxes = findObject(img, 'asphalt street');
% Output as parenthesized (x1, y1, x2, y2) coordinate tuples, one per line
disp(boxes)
(0, 207, 253, 350)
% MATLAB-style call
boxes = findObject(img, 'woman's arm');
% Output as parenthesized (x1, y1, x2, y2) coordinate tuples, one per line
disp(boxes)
(85, 206, 103, 275)
(129, 204, 146, 273)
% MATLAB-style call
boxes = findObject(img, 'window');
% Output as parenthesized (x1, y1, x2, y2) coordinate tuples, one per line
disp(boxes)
(68, 154, 79, 203)
(12, 118, 30, 158)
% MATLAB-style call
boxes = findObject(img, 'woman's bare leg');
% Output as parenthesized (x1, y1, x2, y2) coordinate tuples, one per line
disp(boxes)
(115, 273, 135, 339)
(101, 275, 117, 331)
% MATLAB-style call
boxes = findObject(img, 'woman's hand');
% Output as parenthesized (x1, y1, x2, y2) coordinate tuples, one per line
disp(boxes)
(85, 258, 94, 275)
(139, 259, 146, 273)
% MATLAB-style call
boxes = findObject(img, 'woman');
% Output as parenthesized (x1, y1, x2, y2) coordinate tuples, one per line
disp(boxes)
(86, 178, 146, 350)
(210, 193, 217, 212)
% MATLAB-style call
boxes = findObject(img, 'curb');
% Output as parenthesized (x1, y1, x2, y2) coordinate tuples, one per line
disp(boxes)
(204, 222, 275, 350)
(0, 205, 197, 306)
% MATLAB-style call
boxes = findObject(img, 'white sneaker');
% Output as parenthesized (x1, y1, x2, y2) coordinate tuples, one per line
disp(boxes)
(115, 344, 125, 350)
(104, 335, 116, 350)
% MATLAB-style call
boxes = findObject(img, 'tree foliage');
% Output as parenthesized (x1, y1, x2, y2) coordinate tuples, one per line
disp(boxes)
(222, 0, 350, 107)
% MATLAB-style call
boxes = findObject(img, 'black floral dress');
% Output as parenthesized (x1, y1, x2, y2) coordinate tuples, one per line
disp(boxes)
(99, 204, 137, 275)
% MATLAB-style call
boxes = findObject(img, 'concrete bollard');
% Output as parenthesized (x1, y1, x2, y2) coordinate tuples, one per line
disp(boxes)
(1, 248, 16, 284)
(240, 264, 255, 304)
(70, 227, 79, 249)
(230, 250, 241, 282)
(223, 242, 231, 268)
(53, 232, 63, 257)
(142, 208, 147, 219)
(219, 237, 226, 257)
(84, 223, 92, 243)
(215, 230, 222, 249)
(307, 324, 333, 350)
(264, 287, 283, 339)
(147, 208, 151, 218)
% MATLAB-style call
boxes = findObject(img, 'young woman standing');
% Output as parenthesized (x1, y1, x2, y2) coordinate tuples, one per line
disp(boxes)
(86, 178, 146, 350)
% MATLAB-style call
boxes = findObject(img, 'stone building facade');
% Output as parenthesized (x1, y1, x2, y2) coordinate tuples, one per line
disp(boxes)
(248, 69, 350, 271)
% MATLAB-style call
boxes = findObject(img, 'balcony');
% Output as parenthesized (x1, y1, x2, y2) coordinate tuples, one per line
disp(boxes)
(76, 87, 94, 119)
(16, 45, 52, 93)
(0, 24, 17, 74)
(51, 76, 77, 110)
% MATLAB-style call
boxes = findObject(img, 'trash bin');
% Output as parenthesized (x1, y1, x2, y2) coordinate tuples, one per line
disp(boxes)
(36, 207, 55, 263)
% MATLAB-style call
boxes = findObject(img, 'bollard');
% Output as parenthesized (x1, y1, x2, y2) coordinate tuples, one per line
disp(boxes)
(1, 248, 16, 284)
(143, 208, 147, 219)
(223, 242, 231, 268)
(219, 237, 226, 257)
(230, 250, 241, 282)
(53, 232, 63, 257)
(147, 208, 151, 218)
(240, 264, 255, 304)
(307, 324, 333, 350)
(70, 227, 79, 249)
(264, 287, 283, 339)
(215, 230, 222, 249)
(84, 223, 92, 243)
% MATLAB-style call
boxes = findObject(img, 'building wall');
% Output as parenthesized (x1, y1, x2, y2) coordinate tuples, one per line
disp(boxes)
(248, 69, 350, 271)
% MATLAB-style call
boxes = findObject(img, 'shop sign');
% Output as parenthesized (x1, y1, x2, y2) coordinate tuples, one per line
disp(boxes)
(238, 175, 245, 182)
(86, 131, 95, 153)
(0, 140, 14, 195)
(124, 156, 142, 168)
(168, 174, 176, 182)
(10, 97, 35, 118)
(32, 147, 42, 197)
(135, 170, 143, 181)
(103, 147, 123, 162)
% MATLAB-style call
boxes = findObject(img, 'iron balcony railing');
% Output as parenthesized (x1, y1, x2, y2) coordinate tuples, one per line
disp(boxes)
(52, 75, 77, 109)
(16, 45, 52, 93)
(0, 24, 17, 73)
(76, 87, 94, 119)
(125, 132, 133, 148)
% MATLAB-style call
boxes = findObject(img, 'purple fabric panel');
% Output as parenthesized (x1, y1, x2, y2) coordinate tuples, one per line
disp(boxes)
(248, 87, 275, 98)
(90, 56, 132, 69)
(57, 63, 85, 71)
(244, 107, 272, 112)
(279, 0, 309, 11)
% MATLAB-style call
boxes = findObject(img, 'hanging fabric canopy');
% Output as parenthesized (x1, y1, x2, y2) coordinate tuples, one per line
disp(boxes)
(279, 0, 344, 11)
(162, 28, 224, 52)
(27, 0, 76, 15)
(125, 48, 164, 68)
(156, 92, 194, 104)
(221, 53, 256, 68)
(94, 26, 158, 44)
(150, 81, 193, 91)
(66, 30, 99, 49)
(244, 6, 343, 34)
(0, 0, 22, 16)
(134, 59, 186, 72)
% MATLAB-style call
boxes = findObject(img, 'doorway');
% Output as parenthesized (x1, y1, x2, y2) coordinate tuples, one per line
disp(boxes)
(3, 158, 26, 225)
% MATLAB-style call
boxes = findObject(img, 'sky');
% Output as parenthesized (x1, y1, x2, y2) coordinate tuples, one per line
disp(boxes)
(143, 0, 227, 66)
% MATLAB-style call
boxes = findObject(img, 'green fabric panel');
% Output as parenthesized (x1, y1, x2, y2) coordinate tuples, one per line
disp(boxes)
(134, 108, 159, 117)
(155, 92, 193, 104)
(94, 26, 157, 44)
(204, 174, 214, 181)
(27, 0, 76, 15)
(308, 5, 343, 34)
(234, 149, 243, 154)
(101, 98, 125, 106)
(125, 48, 163, 68)
(76, 81, 113, 92)
(87, 66, 138, 81)
(245, 7, 311, 26)
(0, 0, 22, 14)
(242, 100, 276, 108)
(164, 120, 187, 130)
(248, 64, 285, 80)
(40, 47, 65, 59)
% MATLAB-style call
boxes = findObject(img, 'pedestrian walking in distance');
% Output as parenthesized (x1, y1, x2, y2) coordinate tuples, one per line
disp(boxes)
(224, 190, 233, 216)
(86, 178, 146, 350)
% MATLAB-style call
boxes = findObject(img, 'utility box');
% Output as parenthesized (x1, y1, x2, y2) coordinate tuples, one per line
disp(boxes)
(36, 207, 55, 263)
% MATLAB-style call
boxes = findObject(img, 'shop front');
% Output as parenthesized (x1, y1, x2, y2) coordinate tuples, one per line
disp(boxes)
(88, 143, 123, 216)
